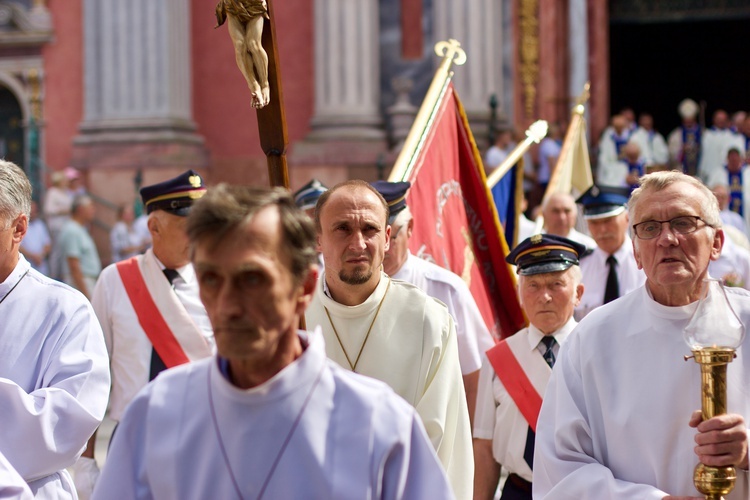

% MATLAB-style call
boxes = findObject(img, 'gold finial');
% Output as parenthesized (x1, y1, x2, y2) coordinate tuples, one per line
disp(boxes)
(434, 39, 467, 66)
(573, 82, 591, 116)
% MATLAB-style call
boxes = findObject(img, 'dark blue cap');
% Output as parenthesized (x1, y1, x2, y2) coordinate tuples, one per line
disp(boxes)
(506, 234, 587, 276)
(140, 170, 206, 217)
(371, 180, 411, 224)
(293, 179, 328, 211)
(576, 184, 630, 220)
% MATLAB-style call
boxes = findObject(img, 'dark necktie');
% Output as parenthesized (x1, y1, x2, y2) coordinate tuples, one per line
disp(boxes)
(163, 268, 180, 287)
(524, 336, 557, 470)
(541, 336, 556, 368)
(604, 255, 619, 304)
(150, 269, 180, 380)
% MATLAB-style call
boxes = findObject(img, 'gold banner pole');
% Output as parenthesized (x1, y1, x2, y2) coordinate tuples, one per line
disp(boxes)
(533, 83, 592, 233)
(389, 39, 467, 182)
(540, 82, 591, 205)
(486, 120, 548, 189)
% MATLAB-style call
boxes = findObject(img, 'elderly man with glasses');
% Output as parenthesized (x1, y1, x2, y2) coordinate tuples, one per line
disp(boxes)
(534, 170, 750, 499)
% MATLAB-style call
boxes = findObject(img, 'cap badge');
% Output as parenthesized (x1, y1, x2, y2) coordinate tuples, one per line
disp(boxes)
(531, 234, 543, 244)
(189, 175, 202, 188)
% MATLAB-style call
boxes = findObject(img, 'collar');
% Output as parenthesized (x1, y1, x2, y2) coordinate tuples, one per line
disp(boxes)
(319, 271, 390, 318)
(0, 254, 29, 292)
(526, 316, 577, 351)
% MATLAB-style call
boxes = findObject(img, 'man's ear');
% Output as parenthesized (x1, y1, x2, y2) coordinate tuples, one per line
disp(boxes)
(406, 218, 414, 238)
(296, 265, 319, 315)
(147, 215, 159, 236)
(12, 215, 27, 244)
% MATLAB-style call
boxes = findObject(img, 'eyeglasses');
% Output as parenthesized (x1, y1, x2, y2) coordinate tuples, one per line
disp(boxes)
(632, 216, 714, 240)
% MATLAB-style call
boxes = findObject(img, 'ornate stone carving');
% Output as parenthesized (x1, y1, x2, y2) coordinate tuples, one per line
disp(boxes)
(518, 0, 539, 117)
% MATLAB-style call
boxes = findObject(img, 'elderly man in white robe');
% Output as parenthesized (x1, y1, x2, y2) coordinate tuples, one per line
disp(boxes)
(93, 185, 453, 499)
(306, 180, 473, 499)
(534, 171, 750, 498)
(0, 161, 110, 498)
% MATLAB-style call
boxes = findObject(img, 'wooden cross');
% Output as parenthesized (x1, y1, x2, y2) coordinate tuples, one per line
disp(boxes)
(256, 0, 289, 189)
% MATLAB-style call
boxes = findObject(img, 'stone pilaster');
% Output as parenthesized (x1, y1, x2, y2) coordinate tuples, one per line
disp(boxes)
(292, 0, 386, 167)
(73, 0, 207, 172)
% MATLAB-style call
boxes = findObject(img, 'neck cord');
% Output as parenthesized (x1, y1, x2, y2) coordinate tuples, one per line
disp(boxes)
(0, 269, 28, 305)
(324, 278, 391, 372)
(208, 357, 325, 500)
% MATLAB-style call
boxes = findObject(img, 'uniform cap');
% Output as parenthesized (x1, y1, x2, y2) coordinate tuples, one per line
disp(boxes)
(140, 170, 206, 217)
(371, 180, 411, 224)
(576, 184, 630, 220)
(506, 234, 587, 276)
(293, 179, 328, 211)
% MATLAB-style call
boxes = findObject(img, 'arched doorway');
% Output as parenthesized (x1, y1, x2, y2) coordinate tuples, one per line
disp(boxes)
(609, 3, 750, 135)
(0, 85, 24, 167)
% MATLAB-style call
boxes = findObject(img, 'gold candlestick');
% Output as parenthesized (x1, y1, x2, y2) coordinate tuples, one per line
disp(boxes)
(687, 348, 737, 500)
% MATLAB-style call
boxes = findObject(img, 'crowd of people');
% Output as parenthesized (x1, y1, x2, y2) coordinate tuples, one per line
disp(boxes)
(1, 95, 749, 499)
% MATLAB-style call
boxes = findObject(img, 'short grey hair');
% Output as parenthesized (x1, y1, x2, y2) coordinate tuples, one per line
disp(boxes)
(392, 205, 413, 228)
(628, 170, 721, 237)
(187, 184, 317, 283)
(0, 161, 31, 227)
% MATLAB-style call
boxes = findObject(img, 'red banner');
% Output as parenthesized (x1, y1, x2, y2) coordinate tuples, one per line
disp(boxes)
(406, 84, 526, 339)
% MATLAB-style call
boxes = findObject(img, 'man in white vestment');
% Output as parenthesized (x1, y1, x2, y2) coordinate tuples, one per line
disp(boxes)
(92, 185, 453, 499)
(707, 148, 750, 230)
(630, 113, 668, 167)
(76, 170, 214, 496)
(574, 185, 645, 319)
(699, 109, 745, 183)
(534, 171, 750, 498)
(0, 161, 110, 498)
(668, 98, 702, 177)
(372, 180, 495, 426)
(306, 180, 473, 499)
(474, 234, 585, 500)
(541, 192, 596, 250)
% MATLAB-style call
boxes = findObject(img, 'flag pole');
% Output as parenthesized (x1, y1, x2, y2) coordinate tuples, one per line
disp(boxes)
(540, 82, 591, 204)
(533, 82, 593, 233)
(485, 120, 549, 189)
(389, 39, 467, 182)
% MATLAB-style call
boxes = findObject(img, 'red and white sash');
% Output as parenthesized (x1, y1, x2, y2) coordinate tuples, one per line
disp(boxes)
(485, 332, 551, 432)
(116, 253, 211, 368)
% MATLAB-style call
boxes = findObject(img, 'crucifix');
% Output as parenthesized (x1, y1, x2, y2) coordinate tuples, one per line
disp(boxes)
(215, 0, 290, 189)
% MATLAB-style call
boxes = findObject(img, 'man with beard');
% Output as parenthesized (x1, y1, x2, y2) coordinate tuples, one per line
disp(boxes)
(574, 185, 645, 319)
(93, 185, 453, 499)
(306, 180, 473, 499)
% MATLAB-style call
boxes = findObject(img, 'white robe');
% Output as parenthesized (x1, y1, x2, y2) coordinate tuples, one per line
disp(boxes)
(306, 273, 473, 499)
(0, 453, 31, 500)
(0, 256, 110, 499)
(391, 252, 495, 374)
(699, 128, 745, 183)
(91, 249, 213, 421)
(534, 285, 750, 499)
(630, 127, 668, 166)
(92, 331, 453, 500)
(706, 166, 750, 230)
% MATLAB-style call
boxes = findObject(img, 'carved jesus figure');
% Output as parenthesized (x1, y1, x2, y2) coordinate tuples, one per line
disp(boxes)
(215, 0, 271, 109)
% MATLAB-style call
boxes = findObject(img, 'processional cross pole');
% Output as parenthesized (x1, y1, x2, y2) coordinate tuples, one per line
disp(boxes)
(215, 0, 290, 188)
